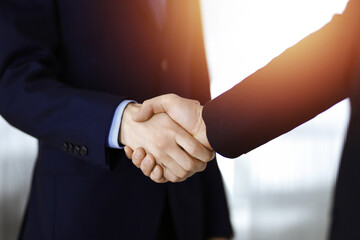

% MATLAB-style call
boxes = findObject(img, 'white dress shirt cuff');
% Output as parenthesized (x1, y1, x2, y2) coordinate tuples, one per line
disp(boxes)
(108, 100, 136, 149)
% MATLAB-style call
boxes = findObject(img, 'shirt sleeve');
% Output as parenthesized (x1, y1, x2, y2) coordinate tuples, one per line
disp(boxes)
(107, 100, 136, 149)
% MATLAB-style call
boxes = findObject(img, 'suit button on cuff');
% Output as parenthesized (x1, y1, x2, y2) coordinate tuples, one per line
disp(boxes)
(74, 146, 80, 155)
(80, 146, 88, 156)
(63, 142, 68, 152)
(68, 143, 74, 153)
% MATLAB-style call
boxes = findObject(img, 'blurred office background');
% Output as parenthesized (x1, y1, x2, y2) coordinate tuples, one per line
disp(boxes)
(0, 0, 350, 239)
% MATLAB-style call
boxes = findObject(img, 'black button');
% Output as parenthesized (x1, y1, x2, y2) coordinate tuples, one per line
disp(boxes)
(63, 142, 68, 152)
(68, 143, 74, 153)
(80, 146, 88, 156)
(74, 145, 80, 155)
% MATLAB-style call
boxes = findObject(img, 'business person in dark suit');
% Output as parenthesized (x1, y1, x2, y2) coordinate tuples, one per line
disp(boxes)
(0, 0, 233, 239)
(127, 0, 360, 239)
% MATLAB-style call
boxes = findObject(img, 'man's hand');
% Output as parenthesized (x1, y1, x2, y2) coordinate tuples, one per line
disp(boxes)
(120, 103, 212, 182)
(132, 94, 211, 150)
(124, 95, 216, 183)
(124, 146, 168, 183)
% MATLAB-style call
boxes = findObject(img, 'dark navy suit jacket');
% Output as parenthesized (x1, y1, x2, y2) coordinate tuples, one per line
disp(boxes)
(0, 0, 233, 239)
(203, 0, 360, 239)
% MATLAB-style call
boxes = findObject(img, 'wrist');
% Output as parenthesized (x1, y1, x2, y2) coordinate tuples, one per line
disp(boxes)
(195, 106, 212, 151)
(119, 103, 140, 146)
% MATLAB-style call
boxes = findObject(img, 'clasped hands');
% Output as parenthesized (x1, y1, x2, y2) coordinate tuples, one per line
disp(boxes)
(119, 94, 213, 183)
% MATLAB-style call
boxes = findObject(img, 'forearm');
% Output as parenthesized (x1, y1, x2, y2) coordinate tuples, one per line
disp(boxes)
(0, 70, 125, 167)
(0, 0, 127, 167)
(203, 2, 357, 158)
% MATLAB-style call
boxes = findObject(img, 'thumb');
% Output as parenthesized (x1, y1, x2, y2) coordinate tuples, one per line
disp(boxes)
(124, 146, 134, 159)
(132, 97, 166, 122)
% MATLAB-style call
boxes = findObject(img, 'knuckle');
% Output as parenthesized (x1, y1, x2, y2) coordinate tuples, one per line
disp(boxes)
(188, 143, 200, 157)
(179, 170, 189, 180)
(203, 152, 213, 163)
(142, 169, 150, 177)
(151, 171, 161, 181)
(151, 175, 160, 182)
(168, 93, 177, 99)
(192, 99, 200, 106)
(168, 172, 182, 183)
(169, 176, 178, 183)
(132, 159, 141, 168)
(207, 151, 216, 162)
(140, 165, 150, 176)
(164, 171, 176, 183)
(184, 160, 195, 172)
(142, 99, 150, 106)
(199, 162, 207, 172)
(178, 177, 187, 183)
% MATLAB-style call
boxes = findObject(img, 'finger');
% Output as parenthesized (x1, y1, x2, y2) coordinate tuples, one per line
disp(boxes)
(133, 94, 179, 122)
(163, 167, 187, 183)
(132, 148, 146, 168)
(152, 177, 168, 184)
(160, 155, 189, 183)
(170, 133, 209, 173)
(175, 130, 214, 163)
(140, 154, 156, 176)
(168, 148, 201, 175)
(132, 97, 163, 122)
(124, 146, 133, 159)
(150, 165, 167, 183)
(165, 148, 201, 181)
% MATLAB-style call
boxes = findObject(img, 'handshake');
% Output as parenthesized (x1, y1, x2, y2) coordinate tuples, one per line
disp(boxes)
(119, 94, 214, 183)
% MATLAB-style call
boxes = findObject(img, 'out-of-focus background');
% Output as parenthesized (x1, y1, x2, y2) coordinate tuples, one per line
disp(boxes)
(0, 0, 350, 239)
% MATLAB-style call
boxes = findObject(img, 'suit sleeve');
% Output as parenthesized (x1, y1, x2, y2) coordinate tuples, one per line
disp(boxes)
(203, 0, 359, 158)
(0, 0, 126, 168)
